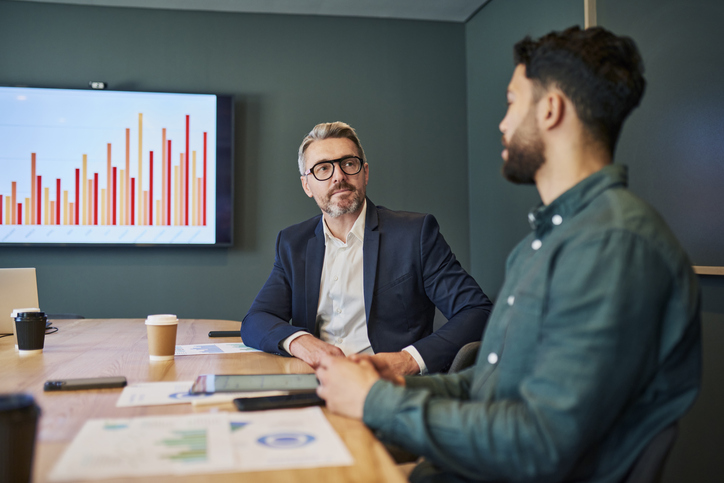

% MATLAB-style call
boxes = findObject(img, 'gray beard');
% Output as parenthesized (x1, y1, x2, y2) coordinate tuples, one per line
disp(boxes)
(321, 192, 364, 218)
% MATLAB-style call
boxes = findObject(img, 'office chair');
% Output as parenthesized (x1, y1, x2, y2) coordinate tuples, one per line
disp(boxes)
(620, 422, 679, 483)
(448, 341, 481, 373)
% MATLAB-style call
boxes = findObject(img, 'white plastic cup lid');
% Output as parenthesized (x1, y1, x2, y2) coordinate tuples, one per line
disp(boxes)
(11, 308, 41, 317)
(145, 314, 178, 325)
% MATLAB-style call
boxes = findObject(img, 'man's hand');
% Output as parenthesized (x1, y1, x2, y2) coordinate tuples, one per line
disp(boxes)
(315, 354, 381, 419)
(350, 351, 419, 380)
(288, 334, 344, 368)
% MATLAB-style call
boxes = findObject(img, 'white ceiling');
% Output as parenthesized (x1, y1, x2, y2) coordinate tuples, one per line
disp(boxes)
(14, 0, 493, 23)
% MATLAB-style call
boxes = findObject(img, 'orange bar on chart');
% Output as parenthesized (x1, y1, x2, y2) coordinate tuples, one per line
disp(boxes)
(174, 165, 179, 226)
(138, 114, 143, 226)
(44, 187, 49, 225)
(192, 151, 197, 226)
(101, 189, 106, 226)
(87, 179, 92, 225)
(50, 201, 55, 225)
(143, 191, 148, 226)
(24, 198, 30, 225)
(69, 203, 74, 225)
(119, 171, 125, 225)
(161, 128, 167, 226)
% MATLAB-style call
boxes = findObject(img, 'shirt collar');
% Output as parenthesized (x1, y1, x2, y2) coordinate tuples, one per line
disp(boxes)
(528, 164, 628, 235)
(322, 199, 367, 246)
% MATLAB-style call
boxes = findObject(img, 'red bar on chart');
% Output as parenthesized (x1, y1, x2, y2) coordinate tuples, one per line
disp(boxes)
(185, 114, 190, 226)
(167, 140, 172, 225)
(75, 169, 80, 225)
(107, 143, 111, 226)
(130, 178, 135, 226)
(113, 167, 117, 225)
(203, 131, 207, 226)
(36, 175, 42, 226)
(17, 203, 22, 225)
(149, 151, 154, 226)
(94, 173, 99, 225)
(31, 153, 36, 225)
(55, 179, 60, 225)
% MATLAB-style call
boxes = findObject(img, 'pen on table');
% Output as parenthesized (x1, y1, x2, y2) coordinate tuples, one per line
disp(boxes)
(208, 331, 240, 338)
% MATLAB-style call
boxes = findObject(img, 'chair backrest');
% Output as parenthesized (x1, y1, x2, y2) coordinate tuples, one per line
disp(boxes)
(448, 341, 481, 373)
(621, 422, 679, 483)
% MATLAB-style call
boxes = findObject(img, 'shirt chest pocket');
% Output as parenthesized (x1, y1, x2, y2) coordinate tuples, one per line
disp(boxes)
(495, 292, 544, 397)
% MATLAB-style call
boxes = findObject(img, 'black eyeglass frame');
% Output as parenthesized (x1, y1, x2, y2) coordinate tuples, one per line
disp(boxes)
(304, 156, 364, 181)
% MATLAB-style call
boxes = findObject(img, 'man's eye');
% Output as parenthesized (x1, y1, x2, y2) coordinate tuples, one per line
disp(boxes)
(316, 164, 330, 173)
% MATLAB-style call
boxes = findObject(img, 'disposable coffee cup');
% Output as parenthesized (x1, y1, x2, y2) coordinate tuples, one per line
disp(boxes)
(0, 393, 41, 483)
(10, 308, 40, 350)
(13, 311, 46, 355)
(145, 314, 178, 361)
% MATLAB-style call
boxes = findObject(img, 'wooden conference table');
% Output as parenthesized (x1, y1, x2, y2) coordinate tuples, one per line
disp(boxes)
(0, 318, 406, 483)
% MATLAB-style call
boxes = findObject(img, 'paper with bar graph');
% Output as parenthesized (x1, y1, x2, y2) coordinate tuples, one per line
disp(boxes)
(0, 86, 217, 244)
(49, 407, 353, 481)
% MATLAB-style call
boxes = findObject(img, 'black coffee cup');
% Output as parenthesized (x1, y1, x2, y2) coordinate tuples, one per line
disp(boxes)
(0, 394, 41, 483)
(14, 312, 47, 354)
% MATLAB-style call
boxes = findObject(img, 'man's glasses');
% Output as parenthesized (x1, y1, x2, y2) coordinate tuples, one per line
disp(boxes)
(305, 156, 363, 181)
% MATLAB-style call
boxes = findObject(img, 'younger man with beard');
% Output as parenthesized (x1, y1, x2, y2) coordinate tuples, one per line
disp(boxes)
(241, 122, 492, 375)
(315, 27, 702, 482)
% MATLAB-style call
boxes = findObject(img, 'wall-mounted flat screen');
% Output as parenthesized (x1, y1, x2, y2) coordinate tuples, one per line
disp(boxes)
(0, 86, 233, 246)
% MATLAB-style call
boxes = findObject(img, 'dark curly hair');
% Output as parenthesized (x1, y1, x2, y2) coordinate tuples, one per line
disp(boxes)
(514, 26, 646, 155)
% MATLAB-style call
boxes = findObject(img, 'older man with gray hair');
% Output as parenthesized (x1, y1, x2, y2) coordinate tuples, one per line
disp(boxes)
(241, 121, 492, 375)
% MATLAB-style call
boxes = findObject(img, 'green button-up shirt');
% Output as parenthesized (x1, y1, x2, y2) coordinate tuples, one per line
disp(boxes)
(363, 165, 701, 482)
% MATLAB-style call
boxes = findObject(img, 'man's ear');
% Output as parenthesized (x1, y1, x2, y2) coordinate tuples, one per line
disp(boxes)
(301, 176, 314, 198)
(539, 91, 566, 131)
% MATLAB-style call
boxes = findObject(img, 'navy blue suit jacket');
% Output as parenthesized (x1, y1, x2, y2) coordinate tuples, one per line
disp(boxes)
(241, 199, 492, 373)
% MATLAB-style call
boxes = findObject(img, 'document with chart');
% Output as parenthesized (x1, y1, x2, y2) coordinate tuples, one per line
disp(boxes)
(49, 407, 353, 481)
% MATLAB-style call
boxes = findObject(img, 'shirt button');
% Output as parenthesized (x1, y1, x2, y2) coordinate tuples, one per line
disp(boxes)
(532, 239, 542, 250)
(507, 295, 515, 306)
(552, 215, 563, 225)
(336, 308, 342, 314)
(333, 276, 339, 281)
(487, 352, 498, 364)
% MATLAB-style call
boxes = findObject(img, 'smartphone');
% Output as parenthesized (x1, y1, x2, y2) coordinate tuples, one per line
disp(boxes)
(190, 374, 318, 394)
(44, 376, 127, 391)
(234, 393, 324, 411)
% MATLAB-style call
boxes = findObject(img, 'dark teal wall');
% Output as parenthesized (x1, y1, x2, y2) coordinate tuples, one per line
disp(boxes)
(465, 0, 583, 297)
(0, 1, 470, 319)
(597, 2, 724, 481)
(466, 1, 724, 481)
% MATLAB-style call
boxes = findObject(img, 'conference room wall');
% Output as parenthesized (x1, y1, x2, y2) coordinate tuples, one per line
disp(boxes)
(0, 2, 470, 319)
(467, 1, 724, 481)
(465, 0, 583, 298)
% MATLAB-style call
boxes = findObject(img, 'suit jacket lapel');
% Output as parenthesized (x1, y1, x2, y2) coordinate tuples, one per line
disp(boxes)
(363, 199, 380, 323)
(305, 218, 325, 336)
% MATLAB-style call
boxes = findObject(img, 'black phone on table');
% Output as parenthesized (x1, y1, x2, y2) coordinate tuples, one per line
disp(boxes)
(233, 393, 324, 411)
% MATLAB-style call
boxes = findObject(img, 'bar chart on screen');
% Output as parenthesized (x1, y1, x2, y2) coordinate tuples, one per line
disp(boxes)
(0, 87, 218, 244)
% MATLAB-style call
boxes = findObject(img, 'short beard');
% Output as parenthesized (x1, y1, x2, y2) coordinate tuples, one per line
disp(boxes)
(316, 183, 365, 218)
(502, 111, 545, 185)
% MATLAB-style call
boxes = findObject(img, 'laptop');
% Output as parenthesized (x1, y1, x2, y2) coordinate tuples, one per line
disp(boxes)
(0, 268, 40, 335)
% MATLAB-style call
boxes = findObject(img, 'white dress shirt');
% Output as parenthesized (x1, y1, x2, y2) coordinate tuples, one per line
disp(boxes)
(282, 200, 427, 373)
